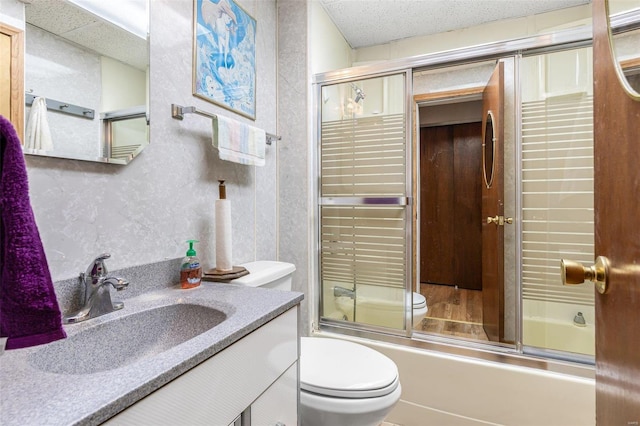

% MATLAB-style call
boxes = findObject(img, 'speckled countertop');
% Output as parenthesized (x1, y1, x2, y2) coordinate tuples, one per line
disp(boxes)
(0, 282, 303, 425)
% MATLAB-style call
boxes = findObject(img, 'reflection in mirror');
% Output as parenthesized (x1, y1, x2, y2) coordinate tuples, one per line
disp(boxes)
(482, 111, 495, 188)
(23, 0, 149, 165)
(607, 0, 640, 97)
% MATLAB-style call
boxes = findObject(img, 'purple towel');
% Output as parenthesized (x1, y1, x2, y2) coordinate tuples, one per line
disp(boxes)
(0, 115, 66, 350)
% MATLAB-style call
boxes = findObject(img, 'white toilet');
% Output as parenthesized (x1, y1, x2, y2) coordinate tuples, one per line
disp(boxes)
(232, 261, 402, 426)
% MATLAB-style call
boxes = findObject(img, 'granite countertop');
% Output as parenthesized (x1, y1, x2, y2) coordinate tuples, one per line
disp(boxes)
(0, 282, 303, 426)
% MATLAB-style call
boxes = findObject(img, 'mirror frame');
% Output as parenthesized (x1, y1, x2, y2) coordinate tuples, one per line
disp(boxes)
(482, 110, 496, 189)
(606, 0, 640, 100)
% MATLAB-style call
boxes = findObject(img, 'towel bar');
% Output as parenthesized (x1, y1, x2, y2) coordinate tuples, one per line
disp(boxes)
(171, 104, 281, 145)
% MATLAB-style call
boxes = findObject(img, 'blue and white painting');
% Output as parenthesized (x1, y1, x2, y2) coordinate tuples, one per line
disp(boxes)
(194, 0, 256, 119)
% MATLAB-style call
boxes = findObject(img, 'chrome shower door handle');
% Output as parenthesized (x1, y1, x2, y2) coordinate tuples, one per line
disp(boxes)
(561, 256, 610, 294)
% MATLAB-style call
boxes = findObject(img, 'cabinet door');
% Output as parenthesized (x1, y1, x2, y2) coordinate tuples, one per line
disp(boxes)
(251, 362, 298, 426)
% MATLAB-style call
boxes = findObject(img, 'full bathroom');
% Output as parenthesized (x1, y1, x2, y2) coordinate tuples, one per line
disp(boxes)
(1, 0, 639, 424)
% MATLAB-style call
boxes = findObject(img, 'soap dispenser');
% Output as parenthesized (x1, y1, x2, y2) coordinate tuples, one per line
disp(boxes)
(180, 239, 202, 289)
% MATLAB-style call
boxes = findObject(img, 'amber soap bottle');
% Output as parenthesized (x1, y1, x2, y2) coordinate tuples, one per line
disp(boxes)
(180, 239, 202, 289)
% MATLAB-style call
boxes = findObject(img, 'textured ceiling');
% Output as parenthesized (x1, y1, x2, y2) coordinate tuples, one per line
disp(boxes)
(25, 0, 148, 71)
(318, 0, 592, 48)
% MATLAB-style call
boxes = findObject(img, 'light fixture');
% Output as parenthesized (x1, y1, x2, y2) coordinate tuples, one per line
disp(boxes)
(67, 0, 148, 39)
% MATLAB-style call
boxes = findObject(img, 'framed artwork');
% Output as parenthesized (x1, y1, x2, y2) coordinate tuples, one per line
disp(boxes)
(193, 0, 257, 119)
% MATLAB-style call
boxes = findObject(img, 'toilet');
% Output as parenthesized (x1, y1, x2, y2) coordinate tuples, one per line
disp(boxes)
(232, 261, 402, 426)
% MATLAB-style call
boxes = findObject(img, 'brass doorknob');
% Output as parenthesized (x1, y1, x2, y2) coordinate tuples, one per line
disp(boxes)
(487, 215, 499, 224)
(486, 215, 513, 225)
(560, 256, 610, 294)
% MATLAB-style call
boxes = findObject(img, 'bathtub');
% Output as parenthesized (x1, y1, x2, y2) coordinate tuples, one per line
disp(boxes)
(312, 332, 595, 425)
(523, 316, 594, 356)
(329, 285, 426, 329)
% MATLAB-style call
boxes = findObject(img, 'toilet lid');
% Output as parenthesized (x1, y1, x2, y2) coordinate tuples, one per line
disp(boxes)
(300, 337, 399, 399)
(413, 292, 427, 309)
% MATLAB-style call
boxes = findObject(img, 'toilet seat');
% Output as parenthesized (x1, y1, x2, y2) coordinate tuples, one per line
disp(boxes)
(300, 337, 399, 399)
(413, 292, 427, 310)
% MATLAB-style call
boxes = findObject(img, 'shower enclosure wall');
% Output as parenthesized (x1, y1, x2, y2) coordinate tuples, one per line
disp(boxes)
(314, 34, 598, 362)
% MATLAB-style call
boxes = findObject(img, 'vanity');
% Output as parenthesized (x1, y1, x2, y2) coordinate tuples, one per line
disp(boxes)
(0, 278, 302, 425)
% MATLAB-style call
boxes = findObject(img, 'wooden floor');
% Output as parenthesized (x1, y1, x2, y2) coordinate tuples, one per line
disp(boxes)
(414, 283, 488, 341)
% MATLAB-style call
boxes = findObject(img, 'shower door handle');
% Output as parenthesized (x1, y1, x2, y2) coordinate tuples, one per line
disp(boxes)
(560, 256, 610, 294)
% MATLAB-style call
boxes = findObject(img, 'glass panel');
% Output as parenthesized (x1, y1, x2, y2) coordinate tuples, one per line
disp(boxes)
(319, 73, 409, 331)
(320, 206, 407, 329)
(520, 47, 595, 357)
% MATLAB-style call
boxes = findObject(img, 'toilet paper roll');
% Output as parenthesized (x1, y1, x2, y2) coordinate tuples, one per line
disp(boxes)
(215, 199, 233, 272)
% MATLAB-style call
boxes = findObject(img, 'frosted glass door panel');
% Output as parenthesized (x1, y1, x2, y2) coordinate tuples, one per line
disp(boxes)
(520, 47, 595, 356)
(319, 73, 410, 332)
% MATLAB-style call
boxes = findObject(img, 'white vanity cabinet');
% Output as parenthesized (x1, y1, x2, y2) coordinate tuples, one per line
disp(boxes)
(105, 306, 299, 426)
(250, 362, 298, 425)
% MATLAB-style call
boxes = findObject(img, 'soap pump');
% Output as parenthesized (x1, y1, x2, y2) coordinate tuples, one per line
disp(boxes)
(180, 239, 202, 289)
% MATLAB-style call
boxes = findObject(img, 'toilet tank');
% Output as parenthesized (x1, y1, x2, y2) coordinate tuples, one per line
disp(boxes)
(233, 261, 296, 291)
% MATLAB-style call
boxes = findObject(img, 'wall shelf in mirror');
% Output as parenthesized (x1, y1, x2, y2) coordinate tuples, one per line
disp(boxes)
(25, 93, 95, 120)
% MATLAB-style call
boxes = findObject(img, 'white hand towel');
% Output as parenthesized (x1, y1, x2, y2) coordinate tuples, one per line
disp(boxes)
(24, 97, 53, 151)
(212, 114, 266, 166)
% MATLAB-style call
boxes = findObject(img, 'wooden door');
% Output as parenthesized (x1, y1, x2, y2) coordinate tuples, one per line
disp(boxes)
(481, 62, 505, 342)
(420, 123, 482, 290)
(593, 0, 640, 421)
(0, 24, 24, 143)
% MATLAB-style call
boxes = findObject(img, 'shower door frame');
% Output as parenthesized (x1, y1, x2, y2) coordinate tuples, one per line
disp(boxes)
(313, 69, 415, 338)
(312, 22, 618, 376)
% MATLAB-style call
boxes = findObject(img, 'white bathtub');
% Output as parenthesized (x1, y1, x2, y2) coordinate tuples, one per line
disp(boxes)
(523, 316, 595, 355)
(324, 284, 426, 329)
(312, 333, 595, 425)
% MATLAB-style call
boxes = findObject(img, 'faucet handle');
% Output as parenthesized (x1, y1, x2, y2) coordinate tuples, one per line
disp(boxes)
(86, 253, 112, 278)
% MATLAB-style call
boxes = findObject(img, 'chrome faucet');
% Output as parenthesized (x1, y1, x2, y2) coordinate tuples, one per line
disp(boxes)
(64, 253, 129, 324)
(334, 285, 355, 299)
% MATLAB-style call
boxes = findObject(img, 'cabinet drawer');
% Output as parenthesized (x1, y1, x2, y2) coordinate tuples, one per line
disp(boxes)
(106, 306, 299, 426)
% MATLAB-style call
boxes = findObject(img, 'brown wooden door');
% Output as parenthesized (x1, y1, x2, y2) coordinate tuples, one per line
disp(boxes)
(481, 62, 505, 342)
(593, 0, 640, 421)
(0, 23, 24, 143)
(420, 123, 482, 290)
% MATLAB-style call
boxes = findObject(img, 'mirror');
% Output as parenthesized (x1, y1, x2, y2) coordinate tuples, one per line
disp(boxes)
(607, 0, 640, 98)
(482, 110, 495, 188)
(23, 0, 149, 165)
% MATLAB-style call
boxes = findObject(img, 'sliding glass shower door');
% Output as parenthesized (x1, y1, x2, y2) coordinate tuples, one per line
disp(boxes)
(520, 47, 595, 357)
(317, 71, 412, 333)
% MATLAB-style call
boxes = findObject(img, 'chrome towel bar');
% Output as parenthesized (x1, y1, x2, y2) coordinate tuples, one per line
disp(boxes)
(171, 104, 281, 145)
